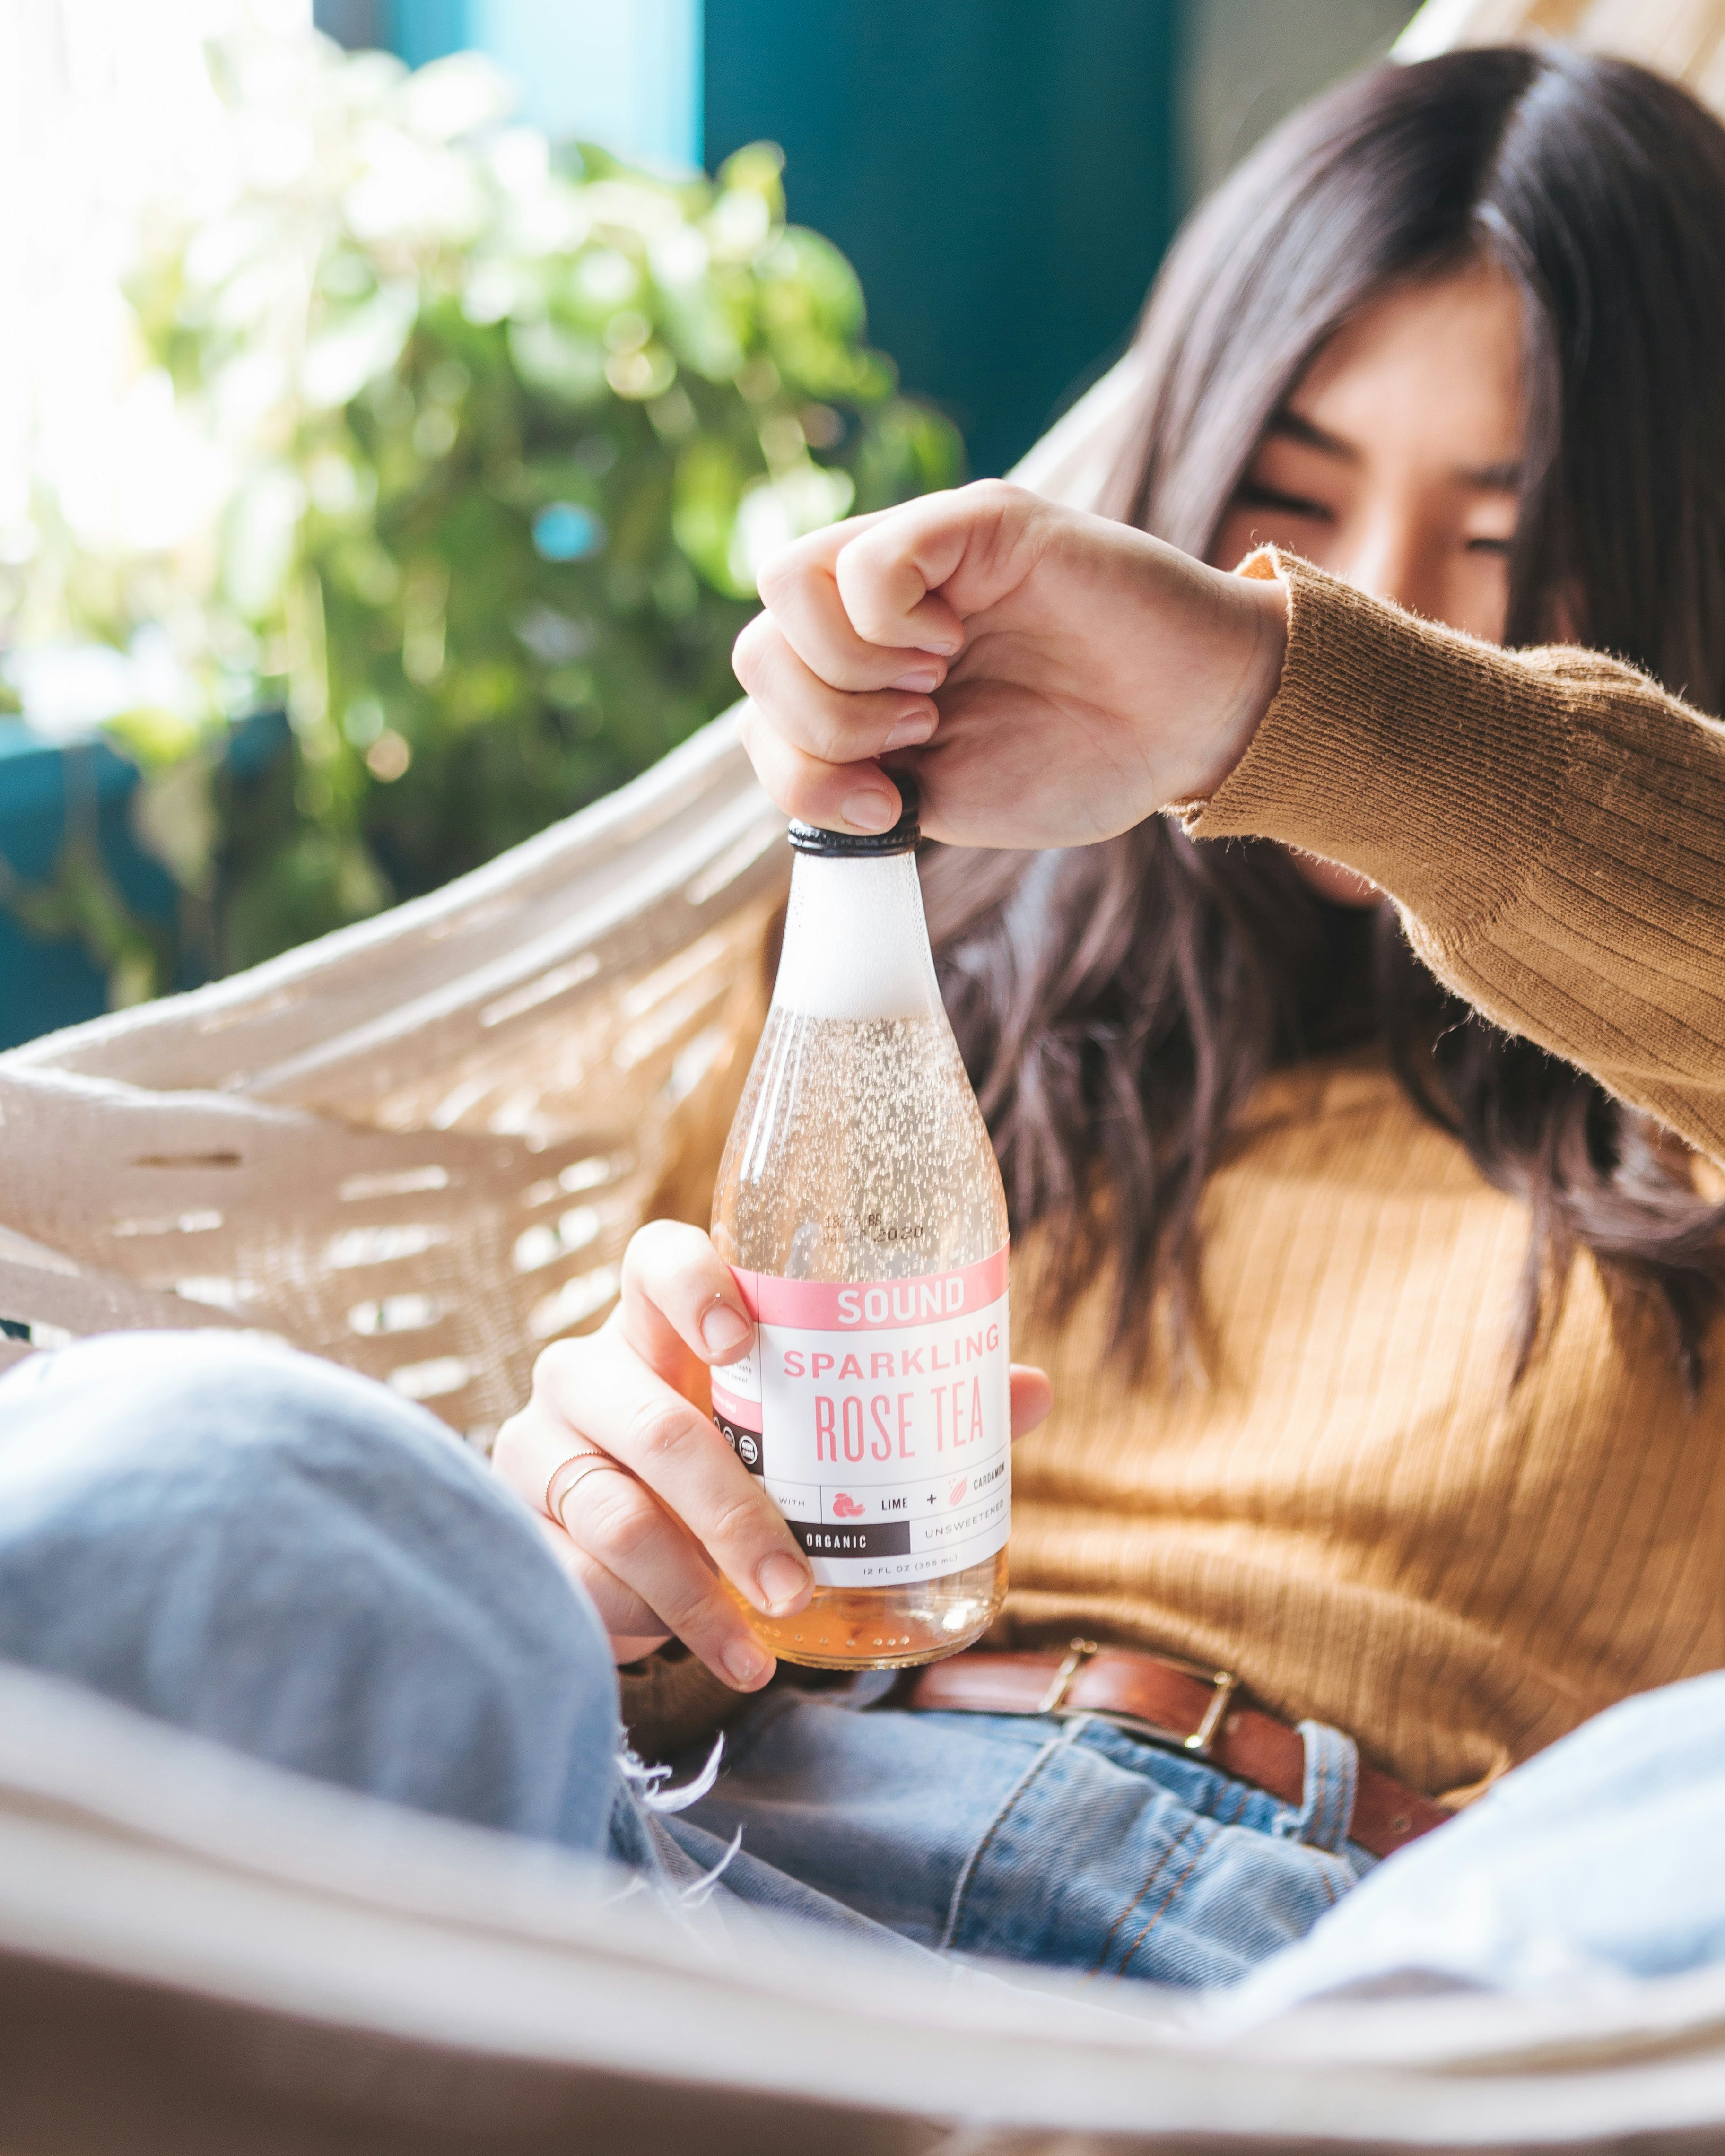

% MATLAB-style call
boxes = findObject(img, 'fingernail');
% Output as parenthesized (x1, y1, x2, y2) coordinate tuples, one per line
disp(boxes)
(701, 1304, 753, 1357)
(883, 712, 934, 750)
(889, 665, 941, 693)
(758, 1551, 810, 1611)
(918, 638, 960, 657)
(724, 1641, 772, 1688)
(841, 788, 897, 833)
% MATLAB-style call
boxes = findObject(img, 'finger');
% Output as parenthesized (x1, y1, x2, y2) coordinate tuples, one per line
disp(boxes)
(553, 1459, 777, 1691)
(529, 1507, 669, 1652)
(754, 552, 952, 694)
(617, 1218, 757, 1389)
(530, 1332, 813, 1621)
(834, 504, 970, 654)
(519, 1431, 763, 1681)
(736, 700, 908, 837)
(1009, 1364, 1053, 1440)
(833, 479, 1043, 650)
(732, 615, 937, 766)
(500, 1407, 678, 1656)
(749, 504, 893, 595)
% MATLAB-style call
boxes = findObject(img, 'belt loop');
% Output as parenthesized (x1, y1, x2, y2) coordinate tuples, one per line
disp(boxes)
(1282, 1719, 1359, 1852)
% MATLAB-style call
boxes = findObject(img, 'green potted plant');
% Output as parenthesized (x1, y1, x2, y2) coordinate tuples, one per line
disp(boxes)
(3, 33, 961, 1004)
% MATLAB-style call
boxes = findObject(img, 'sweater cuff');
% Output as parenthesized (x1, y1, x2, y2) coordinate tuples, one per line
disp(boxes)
(1186, 550, 1570, 954)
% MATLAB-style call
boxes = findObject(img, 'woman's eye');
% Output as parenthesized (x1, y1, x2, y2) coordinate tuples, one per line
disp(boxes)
(1234, 479, 1335, 523)
(1465, 534, 1515, 556)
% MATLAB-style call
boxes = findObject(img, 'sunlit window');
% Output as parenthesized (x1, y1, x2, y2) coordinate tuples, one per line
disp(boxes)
(0, 2, 311, 727)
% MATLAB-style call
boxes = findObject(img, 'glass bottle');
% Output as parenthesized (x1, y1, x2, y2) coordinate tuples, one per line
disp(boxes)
(709, 780, 1011, 1669)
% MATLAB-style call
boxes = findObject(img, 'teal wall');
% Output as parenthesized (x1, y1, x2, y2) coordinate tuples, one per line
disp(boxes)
(0, 726, 174, 1049)
(325, 0, 704, 168)
(322, 0, 1179, 478)
(468, 0, 702, 170)
(0, 714, 288, 1052)
(705, 1, 1179, 477)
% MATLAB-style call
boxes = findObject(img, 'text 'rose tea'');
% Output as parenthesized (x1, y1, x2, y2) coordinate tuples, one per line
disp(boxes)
(710, 782, 1011, 1669)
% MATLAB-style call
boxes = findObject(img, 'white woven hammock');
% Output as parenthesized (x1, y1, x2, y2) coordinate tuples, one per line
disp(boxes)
(7, 2, 1725, 2139)
(0, 701, 788, 1428)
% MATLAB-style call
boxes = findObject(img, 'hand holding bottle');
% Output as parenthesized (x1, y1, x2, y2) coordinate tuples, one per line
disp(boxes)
(732, 480, 1289, 847)
(492, 1220, 1053, 1691)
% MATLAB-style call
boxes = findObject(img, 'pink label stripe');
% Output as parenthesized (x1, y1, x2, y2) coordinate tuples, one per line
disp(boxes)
(730, 1244, 1008, 1331)
(710, 1380, 760, 1430)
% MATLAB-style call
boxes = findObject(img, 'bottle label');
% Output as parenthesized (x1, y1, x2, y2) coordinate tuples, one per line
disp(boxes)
(712, 1246, 1011, 1588)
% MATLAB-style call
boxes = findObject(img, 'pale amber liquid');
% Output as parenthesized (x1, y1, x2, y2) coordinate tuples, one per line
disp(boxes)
(722, 1550, 1007, 1669)
(712, 1001, 1011, 1672)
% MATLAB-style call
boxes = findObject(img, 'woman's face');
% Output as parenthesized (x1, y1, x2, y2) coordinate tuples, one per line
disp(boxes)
(1210, 257, 1525, 904)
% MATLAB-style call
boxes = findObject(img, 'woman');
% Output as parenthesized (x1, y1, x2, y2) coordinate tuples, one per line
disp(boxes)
(7, 46, 1725, 1994)
(504, 42, 1725, 1950)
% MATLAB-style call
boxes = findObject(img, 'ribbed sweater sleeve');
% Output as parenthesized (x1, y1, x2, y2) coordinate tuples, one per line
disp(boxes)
(1187, 548, 1725, 1164)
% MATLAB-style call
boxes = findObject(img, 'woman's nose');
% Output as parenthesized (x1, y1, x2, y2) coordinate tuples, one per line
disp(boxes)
(1336, 510, 1441, 620)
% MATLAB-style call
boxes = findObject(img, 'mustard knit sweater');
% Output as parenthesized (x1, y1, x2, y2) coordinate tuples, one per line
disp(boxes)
(632, 551, 1725, 1802)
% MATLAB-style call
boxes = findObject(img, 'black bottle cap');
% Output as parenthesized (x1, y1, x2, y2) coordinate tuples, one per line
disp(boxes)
(788, 773, 921, 857)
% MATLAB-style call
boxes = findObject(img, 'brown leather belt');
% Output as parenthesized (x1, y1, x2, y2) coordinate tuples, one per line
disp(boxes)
(901, 1640, 1450, 1861)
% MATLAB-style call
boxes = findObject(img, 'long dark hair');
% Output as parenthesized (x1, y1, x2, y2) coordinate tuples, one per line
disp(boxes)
(926, 48, 1725, 1387)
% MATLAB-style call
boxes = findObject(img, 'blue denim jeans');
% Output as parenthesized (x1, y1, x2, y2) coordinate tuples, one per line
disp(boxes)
(2, 1331, 1722, 2003)
(679, 1687, 1366, 1984)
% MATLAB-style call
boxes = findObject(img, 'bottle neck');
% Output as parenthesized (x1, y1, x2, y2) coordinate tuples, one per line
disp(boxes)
(772, 850, 941, 1021)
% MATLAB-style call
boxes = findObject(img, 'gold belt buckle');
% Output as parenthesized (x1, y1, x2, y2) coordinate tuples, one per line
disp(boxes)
(1184, 1668, 1240, 1757)
(1035, 1637, 1099, 1714)
(1037, 1638, 1239, 1759)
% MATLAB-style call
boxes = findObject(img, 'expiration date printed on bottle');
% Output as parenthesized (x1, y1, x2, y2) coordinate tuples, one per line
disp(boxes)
(711, 1246, 1011, 1587)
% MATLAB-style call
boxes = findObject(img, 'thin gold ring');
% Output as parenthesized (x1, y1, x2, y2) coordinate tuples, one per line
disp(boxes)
(546, 1447, 633, 1525)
